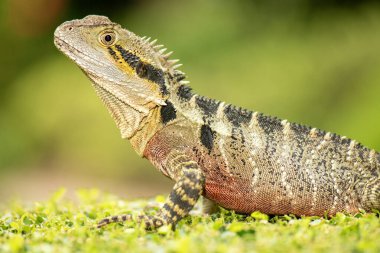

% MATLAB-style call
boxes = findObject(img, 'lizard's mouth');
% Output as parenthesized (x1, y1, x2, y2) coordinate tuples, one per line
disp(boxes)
(54, 36, 101, 68)
(53, 33, 71, 54)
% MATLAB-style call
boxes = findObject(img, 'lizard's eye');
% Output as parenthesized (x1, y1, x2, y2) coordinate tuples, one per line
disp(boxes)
(99, 31, 116, 46)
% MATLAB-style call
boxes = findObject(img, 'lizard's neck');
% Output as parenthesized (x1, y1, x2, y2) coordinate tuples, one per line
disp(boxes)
(129, 74, 189, 156)
(129, 106, 163, 156)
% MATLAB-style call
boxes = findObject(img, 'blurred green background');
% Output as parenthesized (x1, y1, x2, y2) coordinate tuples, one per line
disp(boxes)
(1, 0, 380, 202)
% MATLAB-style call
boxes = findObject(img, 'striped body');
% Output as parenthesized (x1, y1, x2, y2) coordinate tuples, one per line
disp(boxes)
(54, 15, 380, 229)
(145, 94, 380, 216)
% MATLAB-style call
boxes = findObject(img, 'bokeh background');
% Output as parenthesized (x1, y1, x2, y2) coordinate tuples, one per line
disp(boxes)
(1, 0, 380, 202)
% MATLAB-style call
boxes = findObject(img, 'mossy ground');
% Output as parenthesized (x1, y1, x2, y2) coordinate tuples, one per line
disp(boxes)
(0, 189, 379, 253)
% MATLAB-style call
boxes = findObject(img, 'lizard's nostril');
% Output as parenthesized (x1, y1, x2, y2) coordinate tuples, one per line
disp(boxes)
(68, 27, 73, 31)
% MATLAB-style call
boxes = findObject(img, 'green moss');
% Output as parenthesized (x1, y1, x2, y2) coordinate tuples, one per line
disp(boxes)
(0, 189, 379, 253)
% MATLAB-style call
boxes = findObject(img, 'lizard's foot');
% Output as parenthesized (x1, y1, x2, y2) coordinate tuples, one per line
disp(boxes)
(97, 154, 204, 230)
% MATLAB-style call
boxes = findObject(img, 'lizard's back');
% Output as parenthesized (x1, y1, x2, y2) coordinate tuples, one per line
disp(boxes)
(145, 93, 380, 216)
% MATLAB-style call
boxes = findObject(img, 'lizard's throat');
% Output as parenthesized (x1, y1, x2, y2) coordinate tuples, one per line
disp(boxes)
(91, 81, 149, 139)
(91, 80, 163, 156)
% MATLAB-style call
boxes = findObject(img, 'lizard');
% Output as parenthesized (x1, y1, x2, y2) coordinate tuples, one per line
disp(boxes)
(54, 15, 380, 229)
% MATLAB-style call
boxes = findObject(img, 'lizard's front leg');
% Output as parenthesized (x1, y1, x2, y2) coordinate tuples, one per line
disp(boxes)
(97, 158, 204, 229)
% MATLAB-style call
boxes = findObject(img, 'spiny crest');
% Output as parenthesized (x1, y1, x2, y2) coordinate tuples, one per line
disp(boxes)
(139, 36, 184, 73)
(223, 104, 253, 127)
(195, 96, 220, 116)
(177, 84, 194, 101)
(135, 36, 190, 94)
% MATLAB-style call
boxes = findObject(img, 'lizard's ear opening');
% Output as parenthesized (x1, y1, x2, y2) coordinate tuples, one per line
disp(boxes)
(99, 30, 117, 46)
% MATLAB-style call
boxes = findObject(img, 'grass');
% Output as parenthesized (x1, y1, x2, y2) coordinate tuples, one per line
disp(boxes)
(0, 188, 379, 253)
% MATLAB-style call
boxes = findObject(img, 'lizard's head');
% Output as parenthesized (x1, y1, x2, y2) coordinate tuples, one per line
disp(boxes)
(54, 15, 182, 138)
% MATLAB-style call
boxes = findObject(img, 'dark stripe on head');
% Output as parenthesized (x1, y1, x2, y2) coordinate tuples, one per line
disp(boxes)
(161, 100, 177, 124)
(177, 85, 193, 101)
(115, 44, 139, 68)
(135, 62, 168, 94)
(200, 124, 215, 152)
(196, 96, 219, 116)
(257, 113, 282, 135)
(115, 45, 168, 95)
(224, 105, 252, 127)
(108, 47, 119, 61)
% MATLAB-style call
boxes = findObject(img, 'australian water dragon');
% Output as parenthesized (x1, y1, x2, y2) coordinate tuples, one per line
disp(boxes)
(54, 15, 380, 229)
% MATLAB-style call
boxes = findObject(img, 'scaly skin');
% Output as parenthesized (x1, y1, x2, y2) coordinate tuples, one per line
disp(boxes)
(54, 15, 380, 229)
